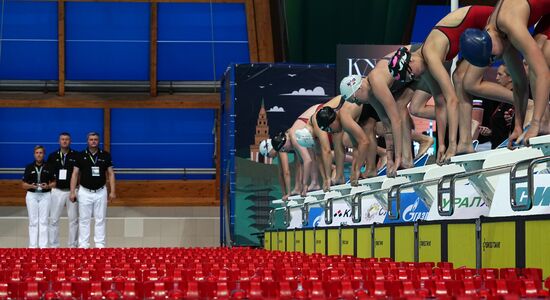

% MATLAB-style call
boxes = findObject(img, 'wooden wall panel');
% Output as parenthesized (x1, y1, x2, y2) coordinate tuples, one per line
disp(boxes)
(0, 180, 217, 206)
(0, 93, 219, 109)
(252, 0, 274, 62)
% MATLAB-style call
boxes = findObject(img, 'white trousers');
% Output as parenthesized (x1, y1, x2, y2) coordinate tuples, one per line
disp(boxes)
(49, 188, 79, 248)
(78, 186, 107, 248)
(26, 191, 51, 248)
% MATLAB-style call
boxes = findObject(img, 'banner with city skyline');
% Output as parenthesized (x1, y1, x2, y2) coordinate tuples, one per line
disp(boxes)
(232, 64, 335, 246)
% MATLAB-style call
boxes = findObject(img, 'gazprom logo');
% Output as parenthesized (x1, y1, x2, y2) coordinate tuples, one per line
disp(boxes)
(516, 187, 550, 206)
(402, 198, 428, 222)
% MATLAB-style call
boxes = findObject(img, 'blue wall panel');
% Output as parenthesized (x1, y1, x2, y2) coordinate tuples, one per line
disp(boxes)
(158, 3, 211, 41)
(158, 43, 214, 81)
(0, 1, 58, 80)
(157, 3, 249, 81)
(65, 2, 150, 80)
(411, 5, 450, 44)
(110, 108, 215, 169)
(212, 3, 248, 41)
(0, 108, 103, 178)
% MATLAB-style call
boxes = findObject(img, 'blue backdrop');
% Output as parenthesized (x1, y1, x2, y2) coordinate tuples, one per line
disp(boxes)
(0, 108, 215, 180)
(0, 1, 250, 81)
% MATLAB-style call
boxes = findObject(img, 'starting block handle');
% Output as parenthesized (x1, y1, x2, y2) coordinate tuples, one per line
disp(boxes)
(268, 209, 274, 228)
(510, 155, 550, 211)
(351, 193, 362, 223)
(324, 198, 334, 225)
(509, 157, 537, 211)
(387, 185, 400, 220)
(283, 207, 290, 227)
(437, 174, 456, 217)
(301, 203, 309, 226)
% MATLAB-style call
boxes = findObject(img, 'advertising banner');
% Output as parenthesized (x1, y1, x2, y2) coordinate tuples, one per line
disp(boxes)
(490, 174, 550, 217)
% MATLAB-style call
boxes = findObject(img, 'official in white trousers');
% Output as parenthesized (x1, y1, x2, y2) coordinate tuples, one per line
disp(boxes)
(70, 132, 116, 248)
(22, 145, 56, 248)
(49, 188, 79, 247)
(47, 133, 79, 248)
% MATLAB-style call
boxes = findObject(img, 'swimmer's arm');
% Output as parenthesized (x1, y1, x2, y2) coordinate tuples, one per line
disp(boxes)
(341, 113, 369, 181)
(278, 152, 291, 197)
(370, 74, 402, 169)
(463, 65, 515, 105)
(313, 125, 332, 186)
(502, 43, 530, 131)
(331, 132, 345, 183)
(505, 23, 550, 128)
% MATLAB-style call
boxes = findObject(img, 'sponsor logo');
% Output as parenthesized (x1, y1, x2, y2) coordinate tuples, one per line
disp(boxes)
(375, 241, 384, 246)
(516, 187, 550, 206)
(441, 196, 486, 209)
(316, 240, 322, 244)
(346, 58, 380, 77)
(402, 198, 428, 222)
(419, 241, 432, 247)
(482, 239, 501, 252)
(342, 240, 349, 245)
(364, 203, 385, 221)
(334, 209, 351, 218)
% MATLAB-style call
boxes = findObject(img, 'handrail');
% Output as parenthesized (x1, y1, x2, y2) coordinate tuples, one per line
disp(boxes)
(387, 178, 441, 220)
(0, 167, 216, 175)
(437, 163, 515, 216)
(510, 155, 550, 211)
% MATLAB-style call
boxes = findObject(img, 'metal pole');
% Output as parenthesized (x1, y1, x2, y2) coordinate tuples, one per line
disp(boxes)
(476, 219, 482, 270)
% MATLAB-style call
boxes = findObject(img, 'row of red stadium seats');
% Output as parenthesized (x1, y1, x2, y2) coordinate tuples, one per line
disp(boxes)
(1, 278, 549, 299)
(0, 248, 548, 299)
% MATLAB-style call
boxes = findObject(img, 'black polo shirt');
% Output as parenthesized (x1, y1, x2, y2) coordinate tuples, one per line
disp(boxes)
(22, 162, 56, 193)
(75, 148, 113, 190)
(47, 148, 78, 190)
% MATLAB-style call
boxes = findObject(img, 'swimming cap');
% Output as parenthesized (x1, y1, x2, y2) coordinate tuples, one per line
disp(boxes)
(295, 128, 315, 148)
(259, 139, 273, 157)
(340, 75, 362, 101)
(388, 46, 414, 82)
(460, 28, 493, 67)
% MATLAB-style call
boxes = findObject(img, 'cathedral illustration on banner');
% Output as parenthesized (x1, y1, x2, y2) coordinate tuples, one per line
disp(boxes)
(249, 99, 272, 164)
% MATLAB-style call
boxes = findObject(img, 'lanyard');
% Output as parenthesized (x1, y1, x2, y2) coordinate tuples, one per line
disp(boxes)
(59, 151, 67, 167)
(88, 150, 98, 166)
(34, 165, 43, 184)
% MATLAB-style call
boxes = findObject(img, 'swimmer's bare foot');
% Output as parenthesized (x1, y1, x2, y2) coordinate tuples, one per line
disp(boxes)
(442, 144, 458, 164)
(361, 170, 377, 178)
(400, 161, 414, 169)
(308, 183, 320, 192)
(456, 142, 475, 155)
(415, 136, 434, 159)
(436, 145, 447, 165)
(333, 177, 346, 185)
(523, 122, 540, 146)
(290, 189, 301, 196)
(300, 186, 308, 197)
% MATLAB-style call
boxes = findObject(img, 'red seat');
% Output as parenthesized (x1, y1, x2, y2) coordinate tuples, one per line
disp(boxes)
(0, 283, 7, 300)
(122, 282, 137, 300)
(89, 282, 103, 300)
(184, 281, 199, 299)
(23, 282, 40, 300)
(494, 279, 509, 296)
(58, 282, 73, 300)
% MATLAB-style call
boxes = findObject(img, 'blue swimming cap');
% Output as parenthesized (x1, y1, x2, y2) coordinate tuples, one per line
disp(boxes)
(460, 28, 493, 67)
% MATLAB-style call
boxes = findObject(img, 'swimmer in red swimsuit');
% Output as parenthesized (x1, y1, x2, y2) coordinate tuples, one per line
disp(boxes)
(259, 104, 328, 198)
(389, 6, 494, 164)
(460, 0, 550, 146)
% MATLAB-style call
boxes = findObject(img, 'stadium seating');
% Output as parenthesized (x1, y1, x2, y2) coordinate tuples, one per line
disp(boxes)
(0, 248, 547, 299)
